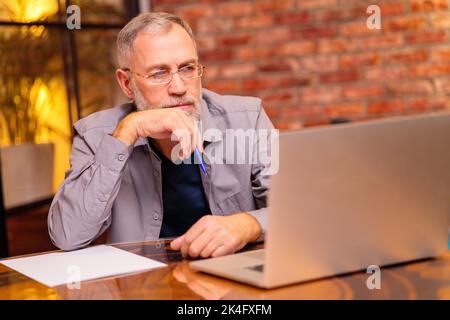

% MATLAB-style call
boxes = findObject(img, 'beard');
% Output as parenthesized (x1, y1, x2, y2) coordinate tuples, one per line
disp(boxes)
(132, 81, 200, 122)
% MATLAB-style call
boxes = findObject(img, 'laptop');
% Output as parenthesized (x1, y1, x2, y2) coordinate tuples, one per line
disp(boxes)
(190, 112, 450, 289)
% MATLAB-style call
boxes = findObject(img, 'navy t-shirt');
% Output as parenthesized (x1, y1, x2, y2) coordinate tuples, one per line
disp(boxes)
(151, 143, 211, 238)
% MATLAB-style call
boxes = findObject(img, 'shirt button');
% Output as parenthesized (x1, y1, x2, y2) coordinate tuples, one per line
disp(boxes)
(118, 153, 126, 161)
(153, 170, 160, 177)
(153, 213, 160, 220)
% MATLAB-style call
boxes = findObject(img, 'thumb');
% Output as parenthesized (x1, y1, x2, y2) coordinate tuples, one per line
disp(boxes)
(170, 235, 184, 250)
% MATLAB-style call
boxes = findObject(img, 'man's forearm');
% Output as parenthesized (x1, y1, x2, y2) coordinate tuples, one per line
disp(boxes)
(48, 133, 132, 251)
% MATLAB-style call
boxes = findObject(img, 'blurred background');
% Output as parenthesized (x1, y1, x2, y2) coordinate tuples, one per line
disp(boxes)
(0, 0, 449, 257)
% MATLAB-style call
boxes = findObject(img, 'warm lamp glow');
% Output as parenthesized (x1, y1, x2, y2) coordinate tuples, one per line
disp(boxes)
(3, 0, 59, 23)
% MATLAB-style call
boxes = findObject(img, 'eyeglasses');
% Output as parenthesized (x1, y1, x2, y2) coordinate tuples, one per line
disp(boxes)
(122, 63, 205, 85)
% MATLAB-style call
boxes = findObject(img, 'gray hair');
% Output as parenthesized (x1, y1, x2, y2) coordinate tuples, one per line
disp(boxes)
(116, 12, 196, 68)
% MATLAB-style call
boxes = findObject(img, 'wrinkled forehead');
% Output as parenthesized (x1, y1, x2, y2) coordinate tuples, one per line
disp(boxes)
(131, 24, 198, 71)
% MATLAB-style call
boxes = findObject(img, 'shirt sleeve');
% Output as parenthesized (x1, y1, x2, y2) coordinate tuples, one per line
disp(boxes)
(47, 128, 133, 251)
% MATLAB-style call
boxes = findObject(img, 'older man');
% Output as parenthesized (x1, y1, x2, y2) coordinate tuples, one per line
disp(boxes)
(48, 12, 274, 258)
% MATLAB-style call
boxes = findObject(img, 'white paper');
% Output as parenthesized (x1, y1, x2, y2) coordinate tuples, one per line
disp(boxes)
(0, 245, 166, 287)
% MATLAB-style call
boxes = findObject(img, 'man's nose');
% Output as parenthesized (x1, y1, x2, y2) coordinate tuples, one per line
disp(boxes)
(167, 72, 187, 96)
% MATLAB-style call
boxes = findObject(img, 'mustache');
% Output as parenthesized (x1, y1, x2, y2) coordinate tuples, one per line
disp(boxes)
(160, 96, 197, 109)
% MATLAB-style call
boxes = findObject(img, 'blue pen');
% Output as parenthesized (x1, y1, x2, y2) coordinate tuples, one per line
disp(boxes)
(194, 147, 207, 175)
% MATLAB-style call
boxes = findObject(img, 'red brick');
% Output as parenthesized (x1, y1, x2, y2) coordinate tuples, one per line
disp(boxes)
(199, 49, 233, 61)
(409, 96, 449, 112)
(196, 35, 215, 51)
(242, 78, 280, 91)
(379, 2, 406, 16)
(202, 65, 219, 80)
(405, 30, 448, 44)
(274, 119, 305, 130)
(387, 80, 434, 95)
(204, 79, 239, 94)
(218, 34, 252, 46)
(255, 0, 294, 12)
(235, 14, 273, 30)
(314, 6, 364, 23)
(354, 33, 404, 50)
(260, 89, 296, 105)
(364, 65, 408, 81)
(301, 55, 338, 72)
(385, 49, 428, 64)
(279, 76, 311, 87)
(367, 99, 405, 115)
(324, 103, 365, 117)
(282, 105, 323, 118)
(409, 0, 448, 12)
(343, 85, 385, 100)
(253, 27, 292, 45)
(409, 62, 450, 77)
(278, 41, 317, 56)
(236, 47, 274, 60)
(296, 0, 337, 9)
(243, 75, 310, 91)
(258, 61, 293, 72)
(301, 87, 341, 104)
(319, 38, 354, 54)
(302, 118, 332, 128)
(340, 21, 375, 37)
(195, 18, 233, 34)
(385, 15, 428, 31)
(321, 70, 359, 83)
(216, 1, 253, 17)
(434, 77, 450, 94)
(340, 52, 380, 69)
(275, 11, 310, 25)
(431, 46, 450, 61)
(264, 106, 282, 118)
(220, 63, 257, 78)
(294, 26, 337, 39)
(175, 4, 214, 20)
(431, 12, 450, 28)
(152, 0, 185, 6)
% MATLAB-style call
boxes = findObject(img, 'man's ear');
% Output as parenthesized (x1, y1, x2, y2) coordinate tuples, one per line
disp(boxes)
(115, 69, 135, 100)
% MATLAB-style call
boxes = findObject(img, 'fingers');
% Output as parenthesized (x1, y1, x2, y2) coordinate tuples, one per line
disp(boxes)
(172, 216, 247, 259)
(170, 235, 184, 250)
(211, 245, 231, 258)
(167, 110, 200, 160)
(199, 230, 227, 258)
(180, 217, 209, 258)
(177, 112, 199, 155)
(186, 228, 215, 258)
(134, 108, 202, 159)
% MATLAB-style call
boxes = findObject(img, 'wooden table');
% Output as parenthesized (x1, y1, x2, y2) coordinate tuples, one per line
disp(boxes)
(0, 240, 449, 300)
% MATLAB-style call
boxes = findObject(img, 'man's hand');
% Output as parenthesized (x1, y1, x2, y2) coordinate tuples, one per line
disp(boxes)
(170, 213, 262, 258)
(112, 108, 202, 159)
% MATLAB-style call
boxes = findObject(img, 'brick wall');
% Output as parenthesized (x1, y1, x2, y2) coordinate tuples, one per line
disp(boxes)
(152, 0, 450, 129)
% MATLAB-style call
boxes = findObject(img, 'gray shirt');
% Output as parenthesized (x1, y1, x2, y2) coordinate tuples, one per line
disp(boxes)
(48, 88, 274, 251)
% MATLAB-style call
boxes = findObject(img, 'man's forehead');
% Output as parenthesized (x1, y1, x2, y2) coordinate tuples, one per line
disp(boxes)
(131, 24, 197, 69)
